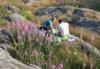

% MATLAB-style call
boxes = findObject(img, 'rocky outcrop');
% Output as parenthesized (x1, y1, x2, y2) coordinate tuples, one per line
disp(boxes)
(71, 8, 100, 33)
(35, 6, 100, 19)
(81, 41, 100, 57)
(35, 6, 100, 33)
(71, 15, 100, 30)
(0, 48, 41, 69)
(22, 0, 37, 3)
(73, 8, 100, 19)
(67, 35, 100, 57)
(22, 0, 38, 5)
(7, 13, 26, 22)
(35, 6, 75, 16)
(5, 4, 20, 13)
(0, 28, 13, 43)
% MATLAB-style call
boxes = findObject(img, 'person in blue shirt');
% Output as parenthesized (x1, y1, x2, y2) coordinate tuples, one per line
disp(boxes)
(39, 17, 56, 36)
(40, 17, 56, 30)
(43, 19, 52, 30)
(43, 17, 56, 30)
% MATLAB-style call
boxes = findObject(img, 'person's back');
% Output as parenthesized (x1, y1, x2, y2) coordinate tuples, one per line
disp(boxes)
(43, 18, 52, 30)
(40, 17, 57, 36)
(57, 19, 70, 36)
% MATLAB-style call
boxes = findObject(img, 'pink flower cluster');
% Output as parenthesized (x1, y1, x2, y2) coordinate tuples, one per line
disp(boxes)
(50, 63, 64, 69)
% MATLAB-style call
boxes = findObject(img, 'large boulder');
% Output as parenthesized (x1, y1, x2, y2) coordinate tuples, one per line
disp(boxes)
(35, 6, 75, 16)
(4, 4, 20, 13)
(81, 41, 100, 58)
(71, 8, 100, 33)
(73, 8, 100, 19)
(0, 28, 13, 44)
(22, 0, 37, 3)
(22, 0, 38, 5)
(0, 48, 41, 69)
(0, 44, 11, 51)
(35, 6, 100, 20)
(93, 27, 100, 33)
(71, 15, 100, 30)
(7, 13, 26, 22)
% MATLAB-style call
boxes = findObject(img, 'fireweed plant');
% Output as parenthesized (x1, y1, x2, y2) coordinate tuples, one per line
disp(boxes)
(7, 20, 99, 69)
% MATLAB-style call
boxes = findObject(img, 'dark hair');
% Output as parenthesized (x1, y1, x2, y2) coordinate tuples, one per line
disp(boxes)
(51, 17, 54, 20)
(59, 18, 69, 23)
(58, 19, 63, 23)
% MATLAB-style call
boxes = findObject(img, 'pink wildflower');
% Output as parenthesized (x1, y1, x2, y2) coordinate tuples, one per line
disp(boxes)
(15, 20, 20, 29)
(32, 49, 39, 57)
(47, 35, 53, 42)
(24, 23, 29, 32)
(12, 22, 16, 28)
(58, 63, 64, 69)
(50, 64, 56, 69)
(21, 22, 28, 32)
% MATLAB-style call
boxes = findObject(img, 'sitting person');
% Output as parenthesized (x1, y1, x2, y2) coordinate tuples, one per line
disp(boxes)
(57, 19, 70, 36)
(40, 16, 57, 36)
(56, 19, 70, 41)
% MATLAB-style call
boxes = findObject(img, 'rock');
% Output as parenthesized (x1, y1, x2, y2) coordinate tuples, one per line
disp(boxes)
(5, 4, 20, 13)
(93, 27, 100, 33)
(35, 6, 75, 16)
(71, 15, 100, 29)
(73, 8, 100, 19)
(0, 48, 41, 69)
(22, 0, 38, 5)
(22, 0, 36, 3)
(81, 41, 100, 57)
(7, 13, 26, 22)
(35, 7, 57, 16)
(35, 6, 100, 19)
(0, 28, 13, 43)
(73, 8, 94, 17)
(0, 44, 11, 50)
(29, 64, 41, 69)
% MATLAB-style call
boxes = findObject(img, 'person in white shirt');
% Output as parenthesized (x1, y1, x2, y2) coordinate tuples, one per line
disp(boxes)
(57, 19, 70, 37)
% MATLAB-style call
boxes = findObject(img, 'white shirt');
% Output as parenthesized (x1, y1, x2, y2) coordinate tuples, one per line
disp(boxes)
(57, 22, 70, 36)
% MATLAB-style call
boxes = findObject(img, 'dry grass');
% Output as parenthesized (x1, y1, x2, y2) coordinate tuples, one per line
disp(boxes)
(69, 24, 100, 49)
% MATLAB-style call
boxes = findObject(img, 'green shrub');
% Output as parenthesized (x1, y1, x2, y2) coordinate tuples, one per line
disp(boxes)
(21, 10, 34, 21)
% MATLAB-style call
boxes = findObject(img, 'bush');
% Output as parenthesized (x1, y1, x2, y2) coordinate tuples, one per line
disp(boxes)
(21, 10, 34, 21)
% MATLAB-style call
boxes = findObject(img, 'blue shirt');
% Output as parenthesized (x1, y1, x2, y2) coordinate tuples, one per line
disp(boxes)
(43, 19, 52, 28)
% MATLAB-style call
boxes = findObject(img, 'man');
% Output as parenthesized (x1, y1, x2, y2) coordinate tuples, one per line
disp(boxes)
(43, 17, 56, 30)
(40, 17, 57, 36)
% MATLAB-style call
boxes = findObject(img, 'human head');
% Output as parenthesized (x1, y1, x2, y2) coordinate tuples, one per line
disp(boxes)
(51, 16, 57, 21)
(58, 19, 63, 24)
(58, 18, 68, 23)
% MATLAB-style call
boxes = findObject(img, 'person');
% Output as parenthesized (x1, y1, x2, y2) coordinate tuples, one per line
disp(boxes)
(43, 17, 56, 30)
(57, 19, 70, 37)
(55, 19, 70, 41)
(40, 17, 57, 36)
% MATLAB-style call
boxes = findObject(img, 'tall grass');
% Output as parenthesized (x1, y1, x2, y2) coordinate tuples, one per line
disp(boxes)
(7, 20, 100, 69)
(0, 5, 9, 26)
(69, 24, 100, 49)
